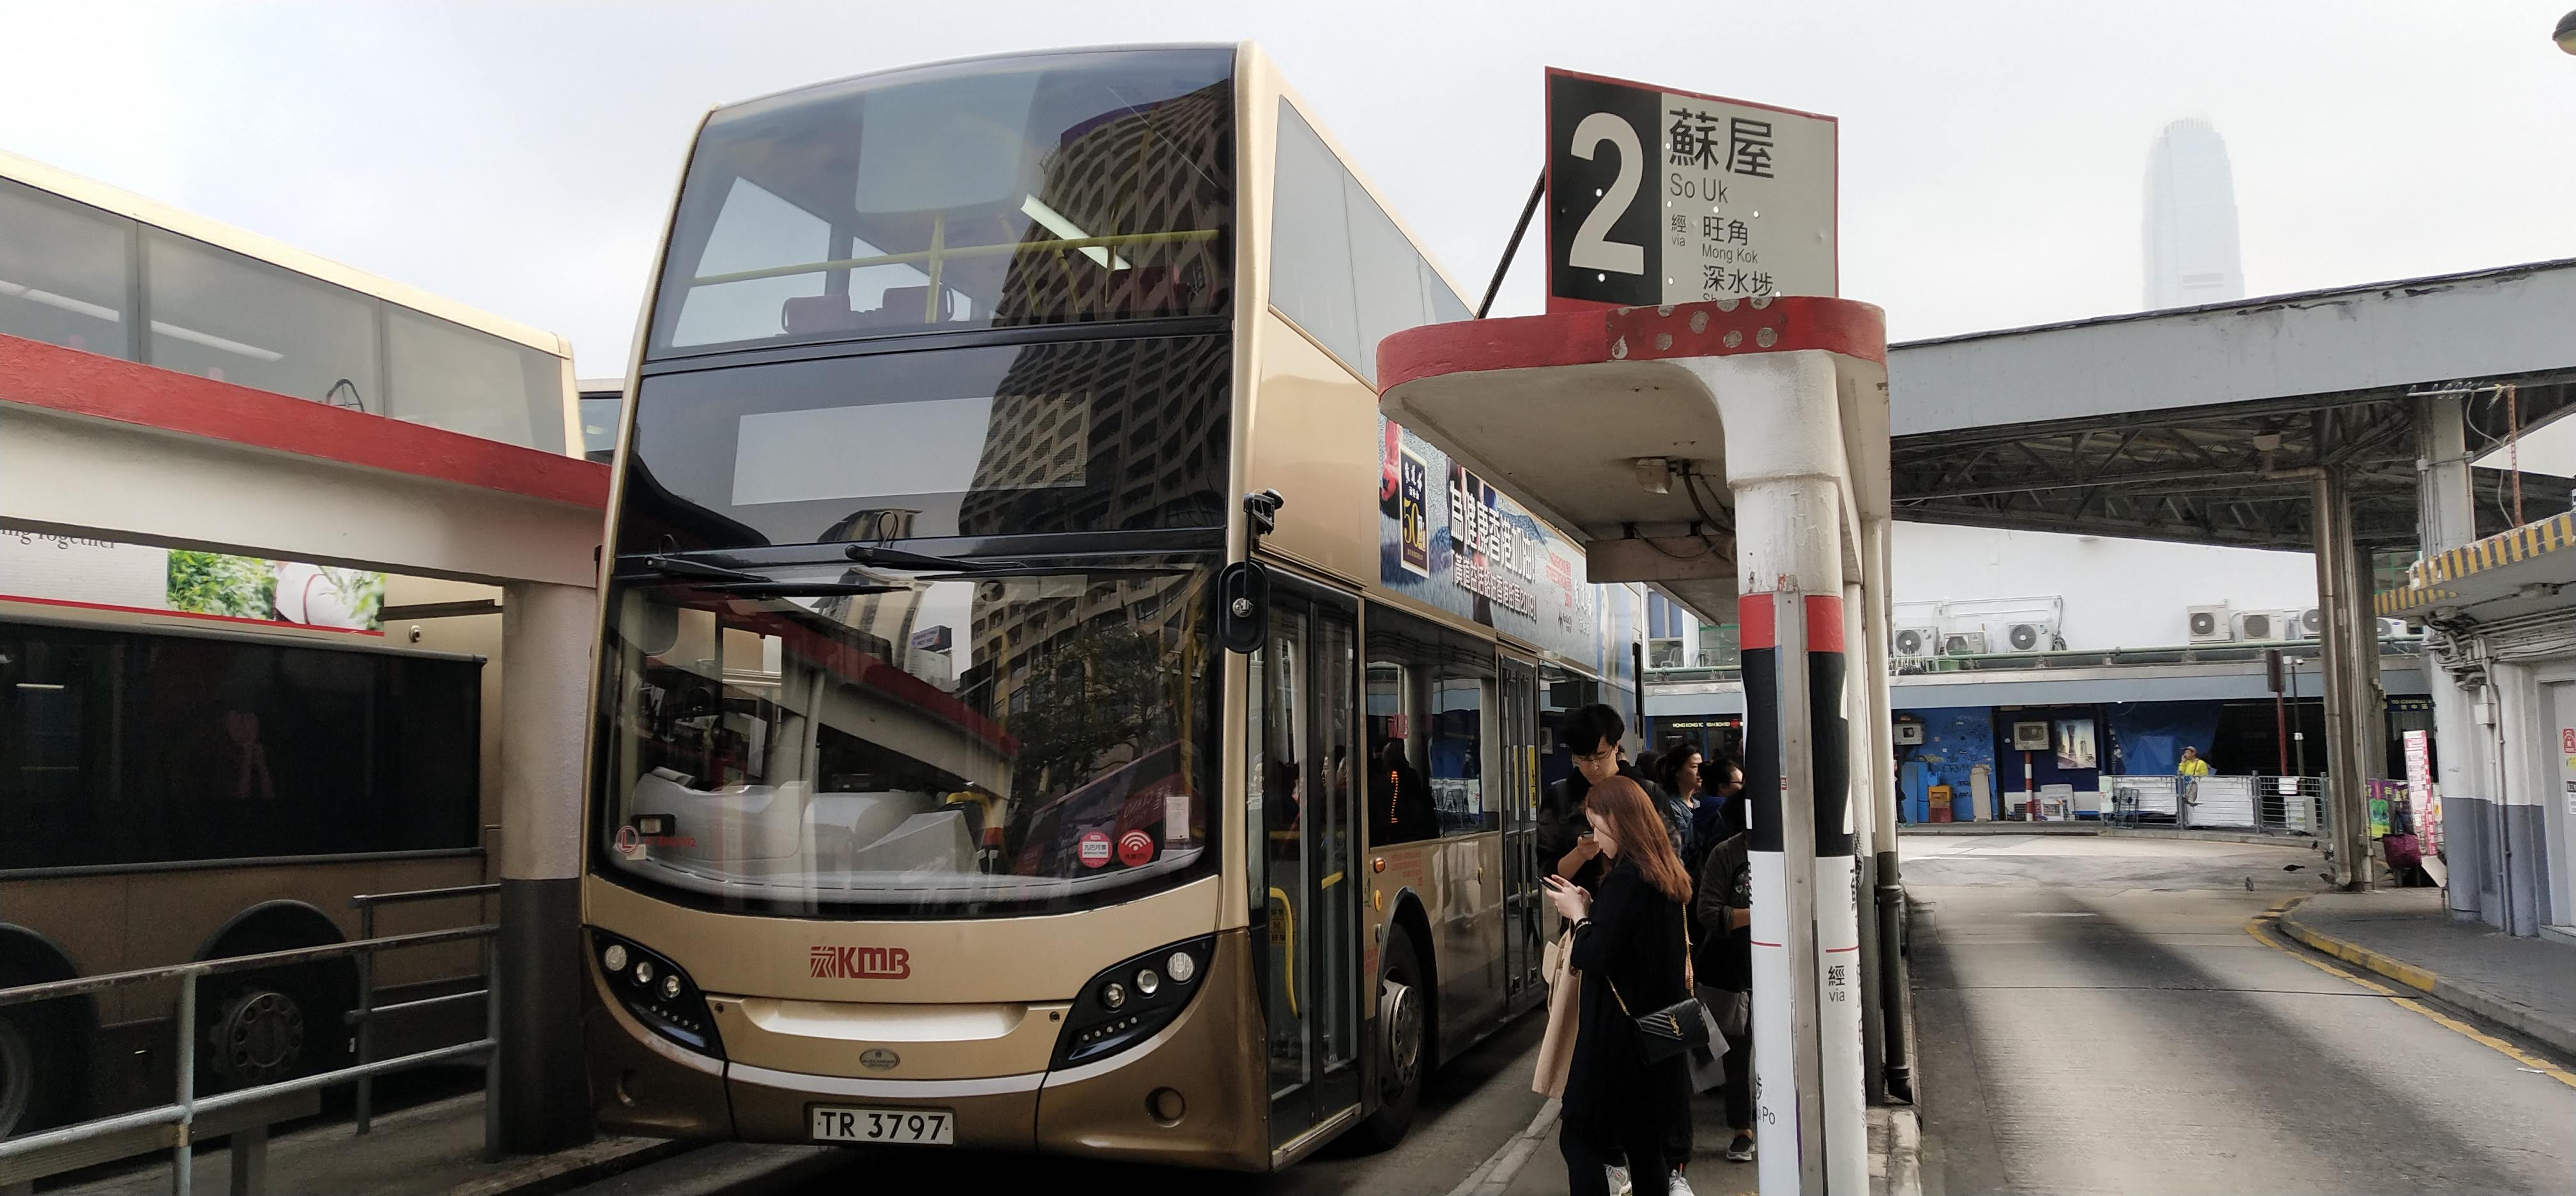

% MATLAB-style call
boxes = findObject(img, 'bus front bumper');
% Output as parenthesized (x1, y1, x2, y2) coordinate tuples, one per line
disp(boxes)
(588, 929, 1269, 1168)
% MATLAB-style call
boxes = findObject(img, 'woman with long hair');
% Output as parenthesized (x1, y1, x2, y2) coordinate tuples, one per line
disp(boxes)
(1542, 776, 1699, 1196)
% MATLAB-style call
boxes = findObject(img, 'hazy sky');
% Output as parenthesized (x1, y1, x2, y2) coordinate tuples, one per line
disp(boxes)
(5, 2, 2573, 379)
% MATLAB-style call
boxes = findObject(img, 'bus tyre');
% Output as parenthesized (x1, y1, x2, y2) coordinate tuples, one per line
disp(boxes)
(1356, 929, 1426, 1149)
(0, 999, 75, 1138)
(199, 963, 352, 1090)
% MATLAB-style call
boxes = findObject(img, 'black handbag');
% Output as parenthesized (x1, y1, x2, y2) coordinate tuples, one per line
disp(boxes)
(1605, 910, 1711, 1065)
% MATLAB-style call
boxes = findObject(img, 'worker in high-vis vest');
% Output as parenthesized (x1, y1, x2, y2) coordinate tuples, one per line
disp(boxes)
(2176, 746, 2212, 818)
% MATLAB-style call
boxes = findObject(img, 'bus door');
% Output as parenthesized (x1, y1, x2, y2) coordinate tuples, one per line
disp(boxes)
(1246, 579, 1362, 1147)
(1498, 654, 1544, 1008)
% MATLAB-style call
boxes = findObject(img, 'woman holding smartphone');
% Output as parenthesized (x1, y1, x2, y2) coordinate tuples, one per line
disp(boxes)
(1542, 776, 1698, 1196)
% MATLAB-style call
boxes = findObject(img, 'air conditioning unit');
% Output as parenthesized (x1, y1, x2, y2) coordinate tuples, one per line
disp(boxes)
(2010, 721, 2051, 751)
(1942, 632, 1989, 656)
(1892, 721, 1926, 746)
(2000, 620, 2057, 653)
(2233, 610, 2293, 643)
(2294, 608, 2324, 639)
(2186, 605, 2234, 643)
(1892, 625, 1942, 659)
(2380, 618, 2419, 639)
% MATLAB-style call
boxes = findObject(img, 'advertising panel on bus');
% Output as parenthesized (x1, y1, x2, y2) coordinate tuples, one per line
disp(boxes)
(1375, 418, 1599, 664)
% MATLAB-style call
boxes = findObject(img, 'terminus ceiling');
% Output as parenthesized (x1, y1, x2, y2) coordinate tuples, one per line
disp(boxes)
(1888, 259, 2576, 551)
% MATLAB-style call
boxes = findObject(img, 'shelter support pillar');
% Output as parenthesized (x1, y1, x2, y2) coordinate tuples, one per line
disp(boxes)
(2311, 468, 2384, 887)
(2416, 395, 2490, 912)
(498, 581, 599, 1152)
(1860, 518, 1911, 1101)
(1705, 352, 1870, 1195)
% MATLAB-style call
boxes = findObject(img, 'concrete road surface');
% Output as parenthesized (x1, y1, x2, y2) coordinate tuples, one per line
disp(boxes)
(1910, 834, 2576, 1195)
(556, 1008, 1549, 1195)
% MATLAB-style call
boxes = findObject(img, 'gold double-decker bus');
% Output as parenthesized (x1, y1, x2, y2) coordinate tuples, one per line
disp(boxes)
(585, 42, 1645, 1169)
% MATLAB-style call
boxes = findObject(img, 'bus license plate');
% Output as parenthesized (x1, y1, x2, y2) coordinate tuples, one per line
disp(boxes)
(811, 1106, 954, 1145)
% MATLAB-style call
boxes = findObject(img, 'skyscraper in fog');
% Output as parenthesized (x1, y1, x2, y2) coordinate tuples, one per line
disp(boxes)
(2142, 118, 2245, 310)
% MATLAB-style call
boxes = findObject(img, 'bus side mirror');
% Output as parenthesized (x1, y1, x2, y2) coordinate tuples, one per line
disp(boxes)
(1216, 560, 1270, 654)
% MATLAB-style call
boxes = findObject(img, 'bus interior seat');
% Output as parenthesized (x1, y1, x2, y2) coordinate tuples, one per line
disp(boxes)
(873, 285, 953, 324)
(1103, 266, 1183, 318)
(630, 771, 809, 864)
(806, 793, 975, 875)
(843, 810, 974, 875)
(781, 295, 862, 335)
(782, 287, 954, 337)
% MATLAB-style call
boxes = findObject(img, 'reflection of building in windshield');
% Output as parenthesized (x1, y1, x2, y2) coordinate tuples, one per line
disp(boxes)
(990, 80, 1232, 326)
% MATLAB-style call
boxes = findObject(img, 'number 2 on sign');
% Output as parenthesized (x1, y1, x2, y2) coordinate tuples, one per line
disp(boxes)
(1568, 112, 1644, 275)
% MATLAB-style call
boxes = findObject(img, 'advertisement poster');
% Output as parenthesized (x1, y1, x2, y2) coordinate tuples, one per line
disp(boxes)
(1, 526, 384, 632)
(1377, 418, 1600, 665)
(2055, 719, 2099, 770)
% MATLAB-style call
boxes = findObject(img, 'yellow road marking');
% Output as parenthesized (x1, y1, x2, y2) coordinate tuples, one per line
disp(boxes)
(2245, 899, 2576, 1091)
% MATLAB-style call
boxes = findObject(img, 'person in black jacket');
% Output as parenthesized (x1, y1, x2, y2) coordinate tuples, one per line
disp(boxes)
(1543, 776, 1698, 1196)
(1691, 790, 1756, 1163)
(1540, 704, 1682, 891)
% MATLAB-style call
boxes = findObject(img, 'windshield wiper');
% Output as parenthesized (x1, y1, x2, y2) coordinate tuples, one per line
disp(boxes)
(702, 581, 908, 597)
(845, 544, 1024, 572)
(629, 555, 771, 583)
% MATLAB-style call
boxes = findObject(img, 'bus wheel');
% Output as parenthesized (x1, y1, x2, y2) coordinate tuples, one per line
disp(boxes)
(0, 1000, 75, 1137)
(205, 983, 308, 1087)
(1356, 930, 1426, 1149)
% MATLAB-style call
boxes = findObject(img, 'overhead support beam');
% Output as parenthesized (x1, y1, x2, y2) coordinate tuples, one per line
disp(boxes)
(1586, 534, 1738, 583)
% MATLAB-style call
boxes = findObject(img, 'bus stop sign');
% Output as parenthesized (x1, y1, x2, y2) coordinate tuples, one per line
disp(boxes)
(1544, 68, 1837, 311)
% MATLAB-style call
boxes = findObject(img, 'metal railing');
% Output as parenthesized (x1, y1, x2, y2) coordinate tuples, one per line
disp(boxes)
(0, 925, 498, 1196)
(349, 884, 498, 1135)
(2102, 773, 2329, 834)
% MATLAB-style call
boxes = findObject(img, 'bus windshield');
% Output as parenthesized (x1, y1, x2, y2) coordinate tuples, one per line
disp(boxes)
(594, 558, 1216, 916)
(648, 47, 1234, 356)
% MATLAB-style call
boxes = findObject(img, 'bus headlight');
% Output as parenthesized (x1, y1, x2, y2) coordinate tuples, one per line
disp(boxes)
(1053, 936, 1214, 1069)
(589, 929, 724, 1060)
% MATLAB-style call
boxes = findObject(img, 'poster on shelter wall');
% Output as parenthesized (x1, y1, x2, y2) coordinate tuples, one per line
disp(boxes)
(2055, 719, 2098, 770)
(0, 526, 383, 632)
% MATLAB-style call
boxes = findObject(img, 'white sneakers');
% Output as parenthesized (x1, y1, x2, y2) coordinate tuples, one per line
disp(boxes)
(1607, 1163, 1632, 1195)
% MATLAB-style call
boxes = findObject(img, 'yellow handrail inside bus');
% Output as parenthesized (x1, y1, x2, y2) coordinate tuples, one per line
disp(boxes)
(691, 228, 1223, 288)
(1268, 885, 1297, 1017)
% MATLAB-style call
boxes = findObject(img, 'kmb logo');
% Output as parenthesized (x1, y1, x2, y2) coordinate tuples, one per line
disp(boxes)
(809, 946, 910, 979)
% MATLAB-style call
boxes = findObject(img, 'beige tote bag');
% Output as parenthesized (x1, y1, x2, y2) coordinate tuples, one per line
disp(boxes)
(1532, 927, 1578, 1096)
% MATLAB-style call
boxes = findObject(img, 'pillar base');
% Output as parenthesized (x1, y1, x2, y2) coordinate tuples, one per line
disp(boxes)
(499, 877, 593, 1154)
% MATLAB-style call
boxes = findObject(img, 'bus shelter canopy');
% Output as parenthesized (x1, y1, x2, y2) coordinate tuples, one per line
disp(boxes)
(1376, 296, 1887, 625)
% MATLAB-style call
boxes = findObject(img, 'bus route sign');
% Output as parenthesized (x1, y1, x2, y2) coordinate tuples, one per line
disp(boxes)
(1544, 67, 1836, 310)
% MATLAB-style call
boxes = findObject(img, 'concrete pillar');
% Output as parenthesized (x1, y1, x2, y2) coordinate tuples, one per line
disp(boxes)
(2416, 395, 2489, 915)
(498, 580, 599, 1152)
(2311, 468, 2379, 887)
(2490, 663, 2551, 936)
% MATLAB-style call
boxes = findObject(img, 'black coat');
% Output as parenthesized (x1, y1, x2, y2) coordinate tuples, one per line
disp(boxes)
(1562, 859, 1693, 1153)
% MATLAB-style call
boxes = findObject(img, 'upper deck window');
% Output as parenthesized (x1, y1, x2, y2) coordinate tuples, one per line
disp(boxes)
(1269, 102, 1469, 383)
(0, 175, 572, 456)
(648, 49, 1234, 356)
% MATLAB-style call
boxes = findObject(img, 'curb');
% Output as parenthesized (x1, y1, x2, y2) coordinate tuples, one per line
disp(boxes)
(2274, 898, 2576, 1061)
(445, 1137, 700, 1196)
(1446, 1096, 1558, 1196)
(1880, 1107, 1922, 1196)
(1899, 824, 2320, 850)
